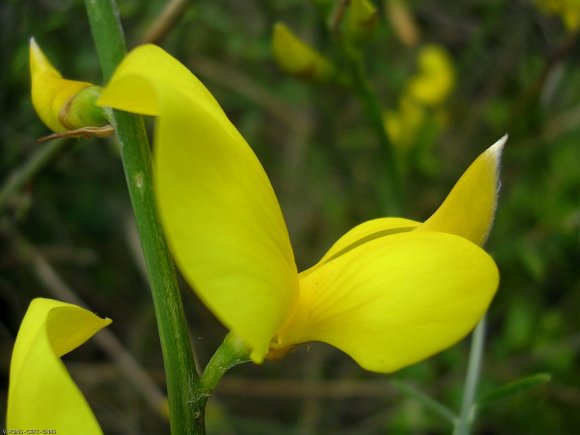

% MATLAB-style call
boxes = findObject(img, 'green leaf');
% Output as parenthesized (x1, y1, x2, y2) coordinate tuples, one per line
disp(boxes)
(476, 373, 551, 408)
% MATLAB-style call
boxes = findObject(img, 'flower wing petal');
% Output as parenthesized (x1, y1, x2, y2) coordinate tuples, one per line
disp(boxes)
(7, 298, 110, 433)
(276, 232, 498, 373)
(317, 217, 419, 264)
(417, 136, 506, 246)
(98, 45, 298, 361)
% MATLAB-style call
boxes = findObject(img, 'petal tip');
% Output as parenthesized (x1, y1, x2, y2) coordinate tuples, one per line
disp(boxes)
(489, 134, 508, 160)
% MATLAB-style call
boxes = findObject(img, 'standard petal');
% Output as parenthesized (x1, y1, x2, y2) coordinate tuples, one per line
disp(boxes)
(7, 298, 111, 433)
(417, 136, 506, 246)
(275, 232, 499, 373)
(98, 45, 298, 361)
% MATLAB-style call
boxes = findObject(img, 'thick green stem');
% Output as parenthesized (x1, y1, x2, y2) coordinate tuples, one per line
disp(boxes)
(84, 1, 200, 433)
(454, 316, 487, 435)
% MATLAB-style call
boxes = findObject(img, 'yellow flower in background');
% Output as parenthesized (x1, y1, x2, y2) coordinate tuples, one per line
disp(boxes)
(407, 44, 455, 107)
(7, 298, 111, 433)
(99, 45, 503, 372)
(384, 95, 425, 151)
(272, 23, 335, 82)
(30, 38, 111, 135)
(536, 0, 580, 32)
(385, 44, 455, 152)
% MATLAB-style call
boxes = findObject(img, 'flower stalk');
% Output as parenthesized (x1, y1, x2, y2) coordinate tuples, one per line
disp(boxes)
(344, 46, 404, 214)
(83, 0, 200, 433)
(454, 316, 487, 435)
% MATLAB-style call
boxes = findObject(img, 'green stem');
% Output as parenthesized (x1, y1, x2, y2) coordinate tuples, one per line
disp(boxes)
(200, 334, 251, 399)
(344, 47, 404, 215)
(0, 138, 68, 211)
(84, 1, 200, 433)
(454, 315, 487, 435)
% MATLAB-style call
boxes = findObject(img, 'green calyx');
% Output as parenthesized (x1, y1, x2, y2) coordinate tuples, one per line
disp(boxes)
(59, 85, 109, 130)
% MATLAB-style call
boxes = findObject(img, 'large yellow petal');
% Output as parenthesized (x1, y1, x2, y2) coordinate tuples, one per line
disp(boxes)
(418, 136, 506, 246)
(30, 38, 94, 132)
(275, 232, 498, 373)
(7, 298, 111, 433)
(98, 45, 298, 361)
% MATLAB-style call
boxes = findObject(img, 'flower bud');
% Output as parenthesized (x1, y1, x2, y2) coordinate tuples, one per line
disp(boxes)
(272, 23, 335, 83)
(29, 38, 109, 133)
(344, 0, 379, 44)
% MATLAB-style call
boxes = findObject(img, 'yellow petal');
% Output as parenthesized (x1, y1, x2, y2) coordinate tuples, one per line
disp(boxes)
(98, 45, 298, 362)
(275, 232, 498, 373)
(30, 38, 95, 132)
(418, 136, 507, 246)
(316, 217, 419, 265)
(7, 298, 111, 433)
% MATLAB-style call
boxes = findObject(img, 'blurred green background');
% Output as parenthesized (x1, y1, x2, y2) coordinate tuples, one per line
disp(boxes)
(1, 0, 579, 433)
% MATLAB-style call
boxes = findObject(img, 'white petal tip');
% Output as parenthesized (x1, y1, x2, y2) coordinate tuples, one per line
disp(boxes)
(489, 134, 508, 157)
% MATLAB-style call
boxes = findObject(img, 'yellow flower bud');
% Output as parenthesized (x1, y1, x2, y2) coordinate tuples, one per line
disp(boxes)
(272, 23, 335, 82)
(29, 38, 109, 133)
(344, 0, 379, 44)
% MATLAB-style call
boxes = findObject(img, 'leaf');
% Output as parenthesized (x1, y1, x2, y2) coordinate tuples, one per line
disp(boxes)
(476, 373, 552, 408)
(391, 379, 456, 422)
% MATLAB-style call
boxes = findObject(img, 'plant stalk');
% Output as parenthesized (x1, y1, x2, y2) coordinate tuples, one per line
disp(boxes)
(84, 1, 200, 433)
(454, 315, 487, 435)
(344, 47, 404, 215)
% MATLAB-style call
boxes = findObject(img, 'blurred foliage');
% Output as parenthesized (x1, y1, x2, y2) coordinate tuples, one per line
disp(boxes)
(1, 0, 579, 434)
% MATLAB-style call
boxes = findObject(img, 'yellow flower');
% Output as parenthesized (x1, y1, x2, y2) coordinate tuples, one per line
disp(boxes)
(7, 298, 111, 433)
(272, 23, 335, 82)
(407, 44, 455, 106)
(384, 95, 425, 151)
(30, 38, 110, 134)
(99, 45, 503, 373)
(385, 44, 455, 152)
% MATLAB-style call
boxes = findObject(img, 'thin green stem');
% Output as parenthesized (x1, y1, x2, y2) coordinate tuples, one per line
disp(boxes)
(200, 334, 251, 399)
(343, 47, 404, 215)
(454, 315, 487, 435)
(84, 1, 200, 433)
(0, 138, 68, 211)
